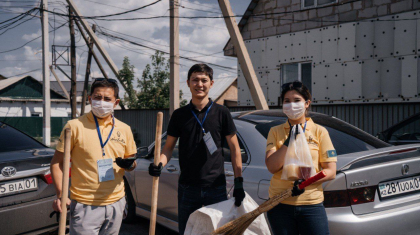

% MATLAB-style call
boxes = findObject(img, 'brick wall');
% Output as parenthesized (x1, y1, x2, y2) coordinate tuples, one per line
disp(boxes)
(225, 0, 418, 56)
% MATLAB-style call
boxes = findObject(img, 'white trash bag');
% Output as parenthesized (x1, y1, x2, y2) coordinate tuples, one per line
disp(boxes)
(281, 124, 316, 181)
(184, 192, 270, 235)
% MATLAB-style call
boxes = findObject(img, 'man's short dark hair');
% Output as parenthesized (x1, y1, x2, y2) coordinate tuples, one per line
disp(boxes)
(188, 64, 213, 80)
(90, 78, 119, 99)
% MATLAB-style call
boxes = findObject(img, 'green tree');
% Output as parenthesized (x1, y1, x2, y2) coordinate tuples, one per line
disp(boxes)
(118, 56, 137, 109)
(137, 51, 187, 109)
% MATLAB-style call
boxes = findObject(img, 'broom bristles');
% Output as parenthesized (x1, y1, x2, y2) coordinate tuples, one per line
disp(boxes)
(212, 189, 293, 235)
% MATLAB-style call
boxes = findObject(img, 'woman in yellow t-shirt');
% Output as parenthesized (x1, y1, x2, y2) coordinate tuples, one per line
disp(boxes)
(265, 81, 337, 235)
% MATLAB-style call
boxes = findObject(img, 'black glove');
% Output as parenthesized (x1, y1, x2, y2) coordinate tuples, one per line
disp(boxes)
(149, 162, 163, 177)
(115, 157, 136, 169)
(292, 179, 305, 196)
(284, 124, 294, 147)
(233, 177, 246, 207)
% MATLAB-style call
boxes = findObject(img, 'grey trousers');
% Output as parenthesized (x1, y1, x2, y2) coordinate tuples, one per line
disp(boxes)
(69, 197, 126, 235)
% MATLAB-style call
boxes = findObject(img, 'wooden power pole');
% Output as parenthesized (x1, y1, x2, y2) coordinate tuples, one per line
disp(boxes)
(218, 0, 268, 110)
(169, 0, 180, 115)
(41, 0, 51, 146)
(81, 25, 96, 115)
(69, 7, 77, 118)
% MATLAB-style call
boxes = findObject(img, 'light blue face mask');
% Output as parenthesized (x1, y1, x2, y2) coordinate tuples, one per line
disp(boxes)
(283, 101, 306, 120)
(91, 99, 115, 118)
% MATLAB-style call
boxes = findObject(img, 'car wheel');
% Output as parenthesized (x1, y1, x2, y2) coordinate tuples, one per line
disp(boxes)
(123, 178, 136, 224)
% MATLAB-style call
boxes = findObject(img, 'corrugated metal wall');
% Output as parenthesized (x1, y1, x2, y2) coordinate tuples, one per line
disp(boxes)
(115, 103, 420, 146)
(311, 103, 420, 136)
(114, 109, 170, 147)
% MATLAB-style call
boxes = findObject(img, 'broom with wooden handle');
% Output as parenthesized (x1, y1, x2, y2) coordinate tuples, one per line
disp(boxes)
(149, 112, 163, 235)
(59, 128, 71, 235)
(212, 171, 327, 235)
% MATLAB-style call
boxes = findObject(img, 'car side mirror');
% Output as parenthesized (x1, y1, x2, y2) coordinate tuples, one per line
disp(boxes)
(137, 146, 149, 158)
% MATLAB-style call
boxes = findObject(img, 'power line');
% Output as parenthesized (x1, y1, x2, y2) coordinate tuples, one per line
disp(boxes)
(0, 21, 67, 54)
(6, 68, 42, 78)
(96, 25, 235, 61)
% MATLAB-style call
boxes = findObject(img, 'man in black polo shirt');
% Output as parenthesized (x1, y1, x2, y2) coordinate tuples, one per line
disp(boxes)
(149, 64, 245, 234)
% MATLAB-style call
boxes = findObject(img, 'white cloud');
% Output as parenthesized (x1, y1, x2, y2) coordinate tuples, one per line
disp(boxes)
(22, 30, 41, 41)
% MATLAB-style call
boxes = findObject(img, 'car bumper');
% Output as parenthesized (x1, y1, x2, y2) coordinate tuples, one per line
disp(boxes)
(327, 202, 420, 235)
(0, 195, 58, 235)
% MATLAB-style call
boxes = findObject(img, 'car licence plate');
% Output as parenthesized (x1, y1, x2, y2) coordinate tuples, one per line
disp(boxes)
(379, 176, 420, 198)
(0, 177, 38, 197)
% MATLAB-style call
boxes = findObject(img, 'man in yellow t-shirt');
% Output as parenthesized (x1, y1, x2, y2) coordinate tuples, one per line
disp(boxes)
(50, 78, 137, 235)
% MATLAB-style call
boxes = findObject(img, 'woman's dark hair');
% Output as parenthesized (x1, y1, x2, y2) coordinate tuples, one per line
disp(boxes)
(90, 78, 119, 99)
(188, 64, 213, 80)
(280, 80, 312, 103)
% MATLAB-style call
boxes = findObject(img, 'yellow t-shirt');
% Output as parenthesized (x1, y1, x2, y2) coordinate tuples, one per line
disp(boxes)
(56, 112, 137, 206)
(266, 118, 337, 205)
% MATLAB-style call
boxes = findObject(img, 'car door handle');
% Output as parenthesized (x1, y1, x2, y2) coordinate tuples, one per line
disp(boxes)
(225, 171, 234, 177)
(167, 165, 178, 172)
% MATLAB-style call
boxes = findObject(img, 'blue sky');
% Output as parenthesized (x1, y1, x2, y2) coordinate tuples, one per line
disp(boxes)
(0, 0, 251, 98)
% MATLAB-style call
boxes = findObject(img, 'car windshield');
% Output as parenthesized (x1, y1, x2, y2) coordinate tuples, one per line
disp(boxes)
(255, 118, 375, 155)
(0, 122, 45, 153)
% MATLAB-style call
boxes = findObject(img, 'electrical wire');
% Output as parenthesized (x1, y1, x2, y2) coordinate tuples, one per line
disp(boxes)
(0, 21, 67, 54)
(6, 68, 42, 78)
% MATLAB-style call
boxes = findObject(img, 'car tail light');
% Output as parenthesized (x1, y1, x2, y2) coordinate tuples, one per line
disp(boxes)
(41, 170, 53, 184)
(324, 190, 350, 207)
(324, 186, 377, 208)
(41, 168, 71, 185)
(348, 186, 376, 205)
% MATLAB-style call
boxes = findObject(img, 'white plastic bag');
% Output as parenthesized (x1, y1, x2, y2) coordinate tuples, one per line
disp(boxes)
(184, 192, 270, 235)
(281, 124, 315, 181)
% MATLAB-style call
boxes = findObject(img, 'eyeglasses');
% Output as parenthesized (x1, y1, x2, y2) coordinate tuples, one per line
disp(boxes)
(282, 81, 303, 90)
(93, 78, 118, 84)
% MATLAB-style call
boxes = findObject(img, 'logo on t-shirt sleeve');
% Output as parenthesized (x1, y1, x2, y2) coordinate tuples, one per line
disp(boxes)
(327, 150, 337, 158)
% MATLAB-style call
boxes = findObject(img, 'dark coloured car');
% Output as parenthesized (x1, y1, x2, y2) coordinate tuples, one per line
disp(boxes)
(0, 121, 58, 234)
(377, 112, 420, 145)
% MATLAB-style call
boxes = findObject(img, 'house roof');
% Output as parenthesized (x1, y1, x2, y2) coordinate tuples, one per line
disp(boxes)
(0, 75, 67, 100)
(223, 0, 261, 55)
(180, 76, 237, 102)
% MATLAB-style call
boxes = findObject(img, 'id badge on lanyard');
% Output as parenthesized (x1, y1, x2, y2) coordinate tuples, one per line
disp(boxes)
(94, 115, 115, 182)
(190, 102, 217, 155)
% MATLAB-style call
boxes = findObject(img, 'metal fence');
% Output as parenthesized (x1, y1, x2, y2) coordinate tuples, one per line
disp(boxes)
(0, 117, 71, 137)
(115, 103, 420, 147)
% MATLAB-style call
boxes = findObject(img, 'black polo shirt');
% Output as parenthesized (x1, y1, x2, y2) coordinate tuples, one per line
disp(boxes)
(167, 99, 237, 187)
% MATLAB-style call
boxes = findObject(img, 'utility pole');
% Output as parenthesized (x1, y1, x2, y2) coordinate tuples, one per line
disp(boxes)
(69, 7, 77, 119)
(74, 20, 108, 79)
(81, 25, 96, 115)
(169, 0, 180, 115)
(41, 0, 51, 146)
(66, 0, 129, 94)
(218, 0, 269, 110)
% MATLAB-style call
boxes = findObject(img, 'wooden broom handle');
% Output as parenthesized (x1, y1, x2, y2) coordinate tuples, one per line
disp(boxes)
(59, 128, 71, 235)
(298, 171, 327, 190)
(149, 112, 163, 235)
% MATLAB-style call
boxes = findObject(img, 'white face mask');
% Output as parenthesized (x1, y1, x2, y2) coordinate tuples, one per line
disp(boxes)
(91, 99, 115, 118)
(283, 102, 306, 120)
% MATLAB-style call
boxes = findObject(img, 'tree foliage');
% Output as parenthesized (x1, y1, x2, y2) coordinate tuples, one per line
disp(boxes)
(118, 56, 137, 109)
(136, 51, 187, 109)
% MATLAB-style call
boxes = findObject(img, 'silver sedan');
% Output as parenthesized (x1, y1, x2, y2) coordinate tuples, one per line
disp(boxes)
(124, 110, 420, 234)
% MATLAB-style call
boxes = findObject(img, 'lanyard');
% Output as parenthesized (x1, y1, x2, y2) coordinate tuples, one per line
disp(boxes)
(288, 120, 307, 133)
(94, 115, 115, 156)
(190, 101, 214, 134)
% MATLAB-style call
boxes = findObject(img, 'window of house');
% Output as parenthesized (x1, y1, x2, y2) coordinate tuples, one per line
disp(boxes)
(281, 62, 312, 93)
(303, 0, 337, 8)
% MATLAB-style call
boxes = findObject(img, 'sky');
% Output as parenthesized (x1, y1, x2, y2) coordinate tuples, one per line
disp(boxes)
(0, 0, 251, 99)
